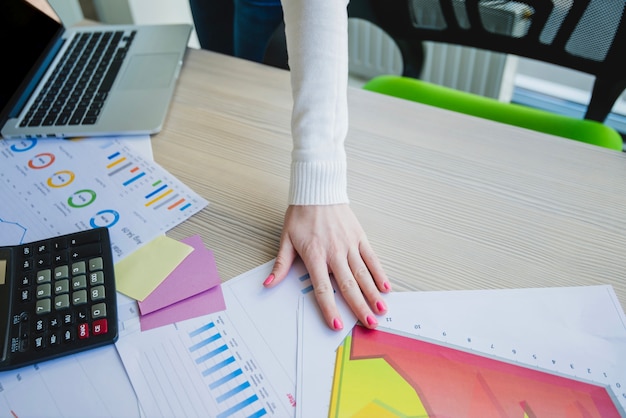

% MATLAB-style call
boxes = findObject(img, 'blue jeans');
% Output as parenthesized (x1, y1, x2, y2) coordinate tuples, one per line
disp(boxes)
(189, 0, 284, 63)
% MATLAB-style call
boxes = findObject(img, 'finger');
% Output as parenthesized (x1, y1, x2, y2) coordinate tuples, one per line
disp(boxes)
(331, 257, 378, 329)
(305, 260, 344, 331)
(264, 234, 297, 288)
(347, 249, 387, 316)
(359, 239, 391, 293)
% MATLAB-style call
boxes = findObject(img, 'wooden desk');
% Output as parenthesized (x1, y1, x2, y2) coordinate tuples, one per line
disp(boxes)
(152, 47, 626, 310)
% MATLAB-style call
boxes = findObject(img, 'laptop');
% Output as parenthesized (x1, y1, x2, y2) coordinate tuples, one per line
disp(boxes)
(0, 0, 192, 139)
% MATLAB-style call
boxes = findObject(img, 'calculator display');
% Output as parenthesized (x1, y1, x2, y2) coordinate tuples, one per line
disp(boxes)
(0, 249, 11, 362)
(0, 258, 6, 285)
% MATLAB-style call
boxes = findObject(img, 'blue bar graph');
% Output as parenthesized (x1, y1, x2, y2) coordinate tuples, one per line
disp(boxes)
(299, 273, 314, 294)
(188, 321, 268, 417)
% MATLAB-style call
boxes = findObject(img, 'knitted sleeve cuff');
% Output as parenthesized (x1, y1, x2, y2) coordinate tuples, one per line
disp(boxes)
(288, 160, 349, 205)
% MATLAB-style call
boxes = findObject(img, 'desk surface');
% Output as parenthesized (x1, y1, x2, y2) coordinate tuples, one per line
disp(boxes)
(152, 47, 626, 310)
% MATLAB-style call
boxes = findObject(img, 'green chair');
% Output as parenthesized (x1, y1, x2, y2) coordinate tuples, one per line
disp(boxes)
(349, 0, 626, 151)
(363, 75, 623, 150)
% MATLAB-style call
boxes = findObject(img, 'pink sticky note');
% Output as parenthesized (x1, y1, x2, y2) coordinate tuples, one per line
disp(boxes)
(138, 235, 221, 315)
(139, 285, 226, 331)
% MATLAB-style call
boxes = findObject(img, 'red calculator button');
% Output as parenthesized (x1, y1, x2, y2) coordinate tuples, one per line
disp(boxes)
(78, 323, 89, 339)
(92, 319, 108, 336)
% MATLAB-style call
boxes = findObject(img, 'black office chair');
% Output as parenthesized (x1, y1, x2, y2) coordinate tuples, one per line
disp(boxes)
(348, 0, 626, 150)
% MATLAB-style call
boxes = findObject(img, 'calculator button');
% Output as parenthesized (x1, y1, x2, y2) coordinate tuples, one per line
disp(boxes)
(63, 328, 75, 343)
(92, 319, 108, 335)
(22, 259, 33, 270)
(54, 280, 70, 294)
(54, 294, 70, 310)
(54, 265, 69, 280)
(78, 323, 89, 339)
(52, 237, 68, 251)
(49, 332, 60, 347)
(35, 254, 50, 267)
(91, 303, 107, 319)
(72, 290, 88, 305)
(53, 252, 68, 263)
(90, 286, 106, 301)
(77, 310, 88, 321)
(89, 271, 104, 286)
(34, 318, 46, 333)
(34, 335, 45, 350)
(35, 299, 51, 314)
(36, 284, 51, 298)
(20, 273, 33, 287)
(63, 313, 73, 325)
(36, 243, 49, 254)
(21, 245, 33, 257)
(49, 315, 60, 329)
(72, 275, 87, 290)
(89, 257, 104, 271)
(71, 261, 86, 275)
(20, 288, 31, 303)
(36, 269, 51, 284)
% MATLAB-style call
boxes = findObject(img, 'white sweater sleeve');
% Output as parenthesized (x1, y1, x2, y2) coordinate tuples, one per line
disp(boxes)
(281, 0, 350, 205)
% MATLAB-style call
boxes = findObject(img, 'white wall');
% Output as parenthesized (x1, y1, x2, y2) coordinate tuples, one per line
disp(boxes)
(49, 0, 84, 26)
(91, 0, 200, 48)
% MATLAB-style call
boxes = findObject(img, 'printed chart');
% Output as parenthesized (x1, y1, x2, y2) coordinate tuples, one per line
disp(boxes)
(115, 260, 316, 417)
(0, 136, 208, 261)
(296, 285, 626, 418)
(330, 325, 622, 417)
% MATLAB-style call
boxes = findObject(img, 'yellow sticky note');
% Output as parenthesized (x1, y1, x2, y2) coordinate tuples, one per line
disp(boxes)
(115, 235, 194, 301)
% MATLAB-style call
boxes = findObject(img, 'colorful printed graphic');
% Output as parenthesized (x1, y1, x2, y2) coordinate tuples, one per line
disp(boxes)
(330, 325, 622, 418)
(0, 136, 208, 259)
(106, 150, 146, 186)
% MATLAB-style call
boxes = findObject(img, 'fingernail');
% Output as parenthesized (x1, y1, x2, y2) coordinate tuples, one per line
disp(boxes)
(376, 300, 386, 313)
(366, 315, 378, 327)
(263, 274, 274, 286)
(383, 281, 391, 291)
(333, 318, 343, 330)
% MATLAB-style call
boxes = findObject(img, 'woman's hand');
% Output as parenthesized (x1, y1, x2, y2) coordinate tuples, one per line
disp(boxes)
(263, 204, 391, 330)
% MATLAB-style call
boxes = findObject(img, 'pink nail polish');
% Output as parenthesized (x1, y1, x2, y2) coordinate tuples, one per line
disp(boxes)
(376, 300, 386, 313)
(383, 281, 391, 291)
(366, 315, 378, 327)
(263, 274, 274, 286)
(333, 318, 343, 330)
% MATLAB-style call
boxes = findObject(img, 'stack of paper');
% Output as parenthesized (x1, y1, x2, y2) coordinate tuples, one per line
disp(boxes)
(113, 259, 626, 417)
(115, 234, 226, 331)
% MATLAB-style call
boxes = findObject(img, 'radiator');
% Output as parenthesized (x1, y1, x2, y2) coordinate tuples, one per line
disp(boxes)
(347, 5, 525, 102)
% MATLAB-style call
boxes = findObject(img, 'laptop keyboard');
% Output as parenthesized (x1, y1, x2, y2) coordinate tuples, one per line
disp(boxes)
(20, 29, 136, 129)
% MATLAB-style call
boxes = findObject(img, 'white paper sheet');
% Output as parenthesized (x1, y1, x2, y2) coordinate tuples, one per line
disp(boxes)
(0, 337, 141, 417)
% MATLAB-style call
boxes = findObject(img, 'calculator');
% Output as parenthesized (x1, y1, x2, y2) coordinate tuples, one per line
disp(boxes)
(0, 227, 118, 371)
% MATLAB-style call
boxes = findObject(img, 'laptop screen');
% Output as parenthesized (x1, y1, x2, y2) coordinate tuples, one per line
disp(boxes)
(0, 0, 63, 123)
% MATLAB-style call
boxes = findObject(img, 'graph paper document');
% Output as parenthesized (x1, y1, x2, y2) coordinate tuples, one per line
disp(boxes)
(0, 136, 208, 261)
(116, 259, 315, 417)
(297, 285, 626, 417)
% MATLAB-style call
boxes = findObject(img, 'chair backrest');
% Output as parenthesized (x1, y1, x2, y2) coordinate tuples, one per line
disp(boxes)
(348, 0, 626, 124)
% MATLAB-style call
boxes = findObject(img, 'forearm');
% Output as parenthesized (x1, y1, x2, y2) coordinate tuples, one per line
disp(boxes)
(281, 0, 350, 205)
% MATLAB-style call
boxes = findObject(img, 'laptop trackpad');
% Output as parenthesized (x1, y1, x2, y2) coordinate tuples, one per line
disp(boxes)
(118, 53, 179, 90)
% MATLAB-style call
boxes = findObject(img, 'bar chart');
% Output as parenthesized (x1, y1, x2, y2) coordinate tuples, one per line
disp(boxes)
(115, 261, 306, 417)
